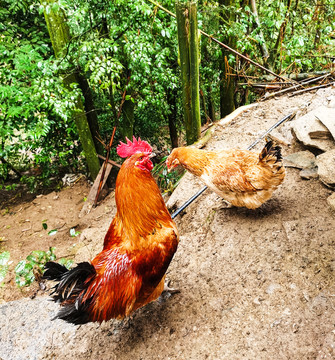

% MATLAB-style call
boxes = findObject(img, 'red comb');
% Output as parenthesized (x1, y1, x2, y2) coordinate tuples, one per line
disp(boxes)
(117, 136, 152, 158)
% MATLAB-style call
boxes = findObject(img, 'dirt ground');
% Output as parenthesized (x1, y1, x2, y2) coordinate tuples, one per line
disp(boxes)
(0, 87, 335, 360)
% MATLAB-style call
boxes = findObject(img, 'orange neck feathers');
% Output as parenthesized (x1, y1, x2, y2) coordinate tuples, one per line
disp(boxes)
(172, 147, 209, 176)
(114, 155, 172, 240)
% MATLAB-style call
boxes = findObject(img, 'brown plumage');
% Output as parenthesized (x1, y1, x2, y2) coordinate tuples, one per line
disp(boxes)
(166, 140, 285, 209)
(43, 138, 179, 324)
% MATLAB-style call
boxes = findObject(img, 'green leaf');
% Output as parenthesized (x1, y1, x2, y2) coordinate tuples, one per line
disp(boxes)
(58, 258, 73, 269)
(42, 222, 48, 230)
(0, 251, 10, 266)
(0, 251, 10, 283)
(48, 229, 58, 236)
(70, 228, 80, 237)
(15, 260, 26, 274)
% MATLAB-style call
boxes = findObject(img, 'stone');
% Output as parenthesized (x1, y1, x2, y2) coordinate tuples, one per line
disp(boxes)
(300, 167, 318, 180)
(327, 192, 335, 211)
(316, 149, 335, 187)
(317, 108, 335, 140)
(284, 151, 316, 169)
(292, 106, 335, 151)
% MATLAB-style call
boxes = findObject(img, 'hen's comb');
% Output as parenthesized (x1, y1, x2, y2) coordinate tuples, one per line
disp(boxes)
(117, 136, 152, 158)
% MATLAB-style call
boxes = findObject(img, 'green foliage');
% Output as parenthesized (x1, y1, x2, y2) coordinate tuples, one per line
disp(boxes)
(14, 247, 56, 287)
(1, 0, 334, 192)
(152, 156, 185, 194)
(0, 251, 11, 285)
(14, 247, 73, 287)
(0, 0, 87, 190)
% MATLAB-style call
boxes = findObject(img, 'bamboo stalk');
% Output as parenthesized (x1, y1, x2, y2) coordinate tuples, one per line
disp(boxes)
(176, 1, 192, 144)
(261, 73, 333, 100)
(189, 1, 201, 144)
(289, 81, 335, 96)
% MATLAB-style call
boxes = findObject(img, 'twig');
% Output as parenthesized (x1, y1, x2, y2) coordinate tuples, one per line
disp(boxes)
(93, 73, 131, 206)
(289, 80, 335, 96)
(97, 155, 121, 168)
(261, 73, 333, 100)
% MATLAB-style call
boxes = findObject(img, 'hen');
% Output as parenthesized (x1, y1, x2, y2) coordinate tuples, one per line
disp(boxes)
(166, 140, 285, 209)
(43, 137, 179, 324)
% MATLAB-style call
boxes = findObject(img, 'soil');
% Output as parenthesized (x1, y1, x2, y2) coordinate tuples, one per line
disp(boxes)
(0, 87, 335, 360)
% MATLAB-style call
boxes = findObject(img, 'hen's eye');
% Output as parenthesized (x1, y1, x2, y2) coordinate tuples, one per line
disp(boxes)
(139, 156, 143, 160)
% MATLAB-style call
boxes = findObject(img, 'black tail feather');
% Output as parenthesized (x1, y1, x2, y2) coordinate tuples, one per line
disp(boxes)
(43, 261, 96, 324)
(259, 140, 283, 163)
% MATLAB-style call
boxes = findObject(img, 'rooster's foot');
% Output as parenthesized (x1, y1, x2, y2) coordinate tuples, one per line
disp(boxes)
(163, 280, 180, 295)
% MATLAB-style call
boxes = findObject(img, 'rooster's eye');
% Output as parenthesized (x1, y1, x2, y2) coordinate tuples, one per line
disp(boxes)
(139, 156, 143, 160)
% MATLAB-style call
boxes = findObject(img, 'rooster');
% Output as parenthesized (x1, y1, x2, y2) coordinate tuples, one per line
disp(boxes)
(43, 137, 179, 324)
(166, 140, 285, 209)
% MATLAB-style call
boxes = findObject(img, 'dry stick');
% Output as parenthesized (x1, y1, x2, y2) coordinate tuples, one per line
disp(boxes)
(171, 111, 296, 219)
(146, 0, 289, 83)
(289, 80, 335, 96)
(261, 72, 333, 100)
(93, 75, 130, 206)
(97, 155, 121, 168)
(93, 126, 116, 207)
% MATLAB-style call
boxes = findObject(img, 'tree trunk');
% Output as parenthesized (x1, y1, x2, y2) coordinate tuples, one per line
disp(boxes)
(206, 85, 216, 122)
(189, 1, 201, 141)
(250, 0, 270, 66)
(271, 0, 292, 71)
(176, 0, 201, 145)
(219, 0, 236, 118)
(41, 0, 100, 179)
(119, 95, 135, 140)
(76, 72, 104, 157)
(167, 88, 179, 149)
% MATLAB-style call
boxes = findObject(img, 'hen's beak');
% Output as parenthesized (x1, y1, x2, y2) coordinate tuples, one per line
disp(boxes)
(149, 153, 156, 158)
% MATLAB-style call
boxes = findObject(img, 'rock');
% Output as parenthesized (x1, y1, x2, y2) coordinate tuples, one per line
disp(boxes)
(0, 297, 78, 360)
(284, 151, 316, 169)
(316, 330, 335, 360)
(327, 192, 335, 211)
(317, 108, 335, 140)
(300, 167, 318, 180)
(268, 129, 292, 146)
(316, 149, 335, 187)
(292, 106, 335, 151)
(328, 95, 335, 108)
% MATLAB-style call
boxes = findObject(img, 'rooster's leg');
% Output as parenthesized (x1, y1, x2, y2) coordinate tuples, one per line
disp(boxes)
(163, 279, 180, 295)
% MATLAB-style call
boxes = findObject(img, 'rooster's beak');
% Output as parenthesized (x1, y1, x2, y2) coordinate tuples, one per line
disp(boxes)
(149, 153, 156, 158)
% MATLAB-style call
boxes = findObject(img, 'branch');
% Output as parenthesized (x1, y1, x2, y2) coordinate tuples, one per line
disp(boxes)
(260, 72, 333, 100)
(289, 80, 335, 96)
(0, 157, 23, 178)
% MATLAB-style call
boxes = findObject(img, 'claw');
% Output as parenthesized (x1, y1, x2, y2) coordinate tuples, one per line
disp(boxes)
(163, 280, 180, 295)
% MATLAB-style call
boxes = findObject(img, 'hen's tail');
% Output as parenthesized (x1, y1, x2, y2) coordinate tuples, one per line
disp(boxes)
(43, 261, 96, 324)
(259, 140, 283, 166)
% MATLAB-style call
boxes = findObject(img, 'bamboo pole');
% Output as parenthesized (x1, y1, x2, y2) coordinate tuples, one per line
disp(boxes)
(189, 1, 201, 144)
(176, 1, 192, 144)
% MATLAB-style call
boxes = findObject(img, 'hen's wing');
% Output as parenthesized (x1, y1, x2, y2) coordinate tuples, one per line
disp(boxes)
(205, 151, 258, 193)
(209, 163, 256, 192)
